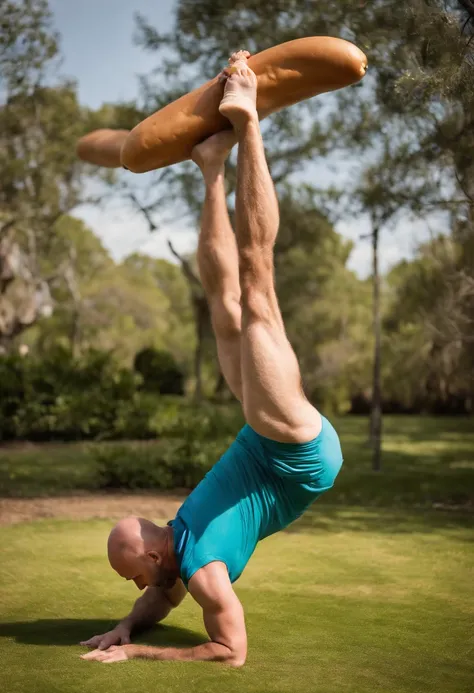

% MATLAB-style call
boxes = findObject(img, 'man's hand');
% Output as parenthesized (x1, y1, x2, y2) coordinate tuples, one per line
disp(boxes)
(80, 625, 131, 651)
(80, 644, 137, 664)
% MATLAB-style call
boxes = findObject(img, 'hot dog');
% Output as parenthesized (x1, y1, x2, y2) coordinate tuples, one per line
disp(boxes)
(76, 129, 130, 169)
(77, 37, 367, 172)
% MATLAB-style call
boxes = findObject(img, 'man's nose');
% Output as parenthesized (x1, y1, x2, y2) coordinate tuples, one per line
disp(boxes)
(133, 577, 146, 590)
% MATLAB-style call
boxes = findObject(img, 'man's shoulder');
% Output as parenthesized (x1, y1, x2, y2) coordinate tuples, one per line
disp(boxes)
(188, 561, 233, 607)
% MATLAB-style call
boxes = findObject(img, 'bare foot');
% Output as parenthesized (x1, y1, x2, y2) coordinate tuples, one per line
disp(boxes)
(191, 130, 236, 175)
(219, 51, 258, 131)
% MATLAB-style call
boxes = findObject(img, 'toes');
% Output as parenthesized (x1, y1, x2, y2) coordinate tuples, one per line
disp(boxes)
(228, 49, 251, 65)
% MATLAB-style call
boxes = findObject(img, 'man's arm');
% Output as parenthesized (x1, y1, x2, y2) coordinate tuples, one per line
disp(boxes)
(120, 586, 173, 632)
(81, 563, 247, 667)
(134, 562, 247, 666)
(80, 581, 187, 650)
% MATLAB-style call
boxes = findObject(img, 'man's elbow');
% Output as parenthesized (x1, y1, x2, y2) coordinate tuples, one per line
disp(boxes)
(229, 655, 246, 668)
(227, 646, 247, 668)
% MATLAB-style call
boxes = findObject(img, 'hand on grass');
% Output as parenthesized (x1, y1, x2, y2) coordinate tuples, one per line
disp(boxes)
(80, 644, 137, 664)
(80, 625, 131, 650)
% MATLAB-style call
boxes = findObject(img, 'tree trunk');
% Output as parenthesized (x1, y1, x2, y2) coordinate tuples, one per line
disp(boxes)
(214, 369, 227, 399)
(64, 262, 82, 358)
(370, 225, 383, 471)
(69, 308, 81, 358)
(193, 295, 209, 403)
(166, 240, 209, 402)
(193, 340, 203, 402)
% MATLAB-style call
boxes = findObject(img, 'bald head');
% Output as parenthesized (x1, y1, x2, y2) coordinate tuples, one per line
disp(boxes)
(107, 516, 168, 590)
(108, 517, 159, 563)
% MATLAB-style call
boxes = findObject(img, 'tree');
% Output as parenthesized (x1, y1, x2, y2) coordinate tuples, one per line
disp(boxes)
(0, 0, 88, 350)
(30, 216, 115, 356)
(28, 241, 197, 374)
(120, 253, 195, 372)
(384, 231, 474, 413)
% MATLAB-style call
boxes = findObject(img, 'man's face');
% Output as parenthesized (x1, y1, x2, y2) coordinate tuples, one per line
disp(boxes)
(115, 551, 163, 590)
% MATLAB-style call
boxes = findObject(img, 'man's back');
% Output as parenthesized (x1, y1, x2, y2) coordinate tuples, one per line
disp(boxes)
(171, 416, 343, 587)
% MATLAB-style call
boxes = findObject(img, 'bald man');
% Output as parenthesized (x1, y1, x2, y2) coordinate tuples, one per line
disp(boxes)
(81, 52, 343, 667)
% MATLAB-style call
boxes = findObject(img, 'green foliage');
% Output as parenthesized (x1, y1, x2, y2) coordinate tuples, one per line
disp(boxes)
(25, 249, 196, 377)
(93, 439, 225, 491)
(382, 233, 474, 413)
(134, 347, 185, 395)
(93, 399, 243, 490)
(0, 348, 160, 442)
(0, 0, 59, 95)
(154, 399, 245, 440)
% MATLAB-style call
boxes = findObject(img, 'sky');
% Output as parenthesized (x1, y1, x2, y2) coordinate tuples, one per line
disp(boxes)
(49, 0, 434, 277)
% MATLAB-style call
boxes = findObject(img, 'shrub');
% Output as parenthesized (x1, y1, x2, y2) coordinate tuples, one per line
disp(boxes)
(0, 347, 159, 442)
(0, 344, 244, 444)
(153, 399, 245, 440)
(134, 347, 185, 395)
(94, 436, 232, 491)
(0, 353, 27, 440)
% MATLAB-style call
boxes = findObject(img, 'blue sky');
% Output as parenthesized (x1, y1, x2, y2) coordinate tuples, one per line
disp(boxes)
(49, 0, 433, 277)
(50, 0, 175, 108)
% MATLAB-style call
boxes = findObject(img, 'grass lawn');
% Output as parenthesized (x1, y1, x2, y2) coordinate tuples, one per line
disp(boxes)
(1, 415, 473, 509)
(1, 510, 473, 693)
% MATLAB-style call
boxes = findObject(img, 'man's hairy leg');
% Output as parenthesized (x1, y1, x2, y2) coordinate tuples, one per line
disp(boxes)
(220, 56, 320, 442)
(192, 131, 243, 401)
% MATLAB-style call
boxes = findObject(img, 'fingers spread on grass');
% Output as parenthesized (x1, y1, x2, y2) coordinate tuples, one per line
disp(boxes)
(99, 647, 130, 664)
(80, 646, 131, 664)
(81, 648, 106, 661)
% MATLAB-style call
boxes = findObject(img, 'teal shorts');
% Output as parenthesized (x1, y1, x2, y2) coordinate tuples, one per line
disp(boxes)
(240, 415, 344, 490)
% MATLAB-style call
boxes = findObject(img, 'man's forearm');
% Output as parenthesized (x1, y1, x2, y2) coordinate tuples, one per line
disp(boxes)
(131, 641, 243, 667)
(120, 587, 173, 633)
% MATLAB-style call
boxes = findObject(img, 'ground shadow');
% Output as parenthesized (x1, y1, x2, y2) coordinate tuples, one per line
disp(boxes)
(285, 505, 474, 537)
(0, 619, 205, 648)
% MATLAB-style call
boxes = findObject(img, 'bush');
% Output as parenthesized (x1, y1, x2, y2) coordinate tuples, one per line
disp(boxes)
(94, 437, 232, 491)
(134, 347, 185, 395)
(0, 347, 159, 442)
(0, 353, 26, 440)
(152, 399, 245, 440)
(93, 399, 242, 490)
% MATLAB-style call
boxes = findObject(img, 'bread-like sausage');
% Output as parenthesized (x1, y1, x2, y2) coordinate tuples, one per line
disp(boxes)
(76, 129, 130, 168)
(78, 37, 367, 172)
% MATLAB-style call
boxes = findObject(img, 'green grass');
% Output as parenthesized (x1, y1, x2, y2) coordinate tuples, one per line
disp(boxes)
(1, 416, 473, 509)
(1, 510, 473, 693)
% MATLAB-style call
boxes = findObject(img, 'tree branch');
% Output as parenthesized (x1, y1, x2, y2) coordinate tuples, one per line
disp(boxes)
(127, 192, 158, 231)
(454, 170, 474, 203)
(167, 239, 201, 289)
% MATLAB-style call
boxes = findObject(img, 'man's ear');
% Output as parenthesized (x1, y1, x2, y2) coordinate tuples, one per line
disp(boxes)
(146, 550, 162, 565)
